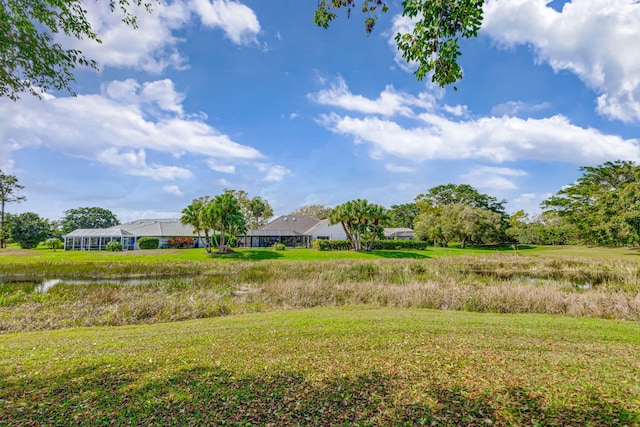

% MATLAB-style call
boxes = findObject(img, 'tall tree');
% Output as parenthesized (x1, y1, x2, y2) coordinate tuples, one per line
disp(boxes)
(314, 0, 484, 87)
(224, 189, 273, 229)
(329, 199, 387, 251)
(415, 203, 502, 248)
(60, 207, 119, 234)
(384, 203, 419, 229)
(8, 212, 50, 249)
(415, 183, 506, 214)
(289, 204, 331, 220)
(542, 161, 640, 245)
(1, 0, 149, 100)
(247, 196, 273, 230)
(0, 170, 26, 248)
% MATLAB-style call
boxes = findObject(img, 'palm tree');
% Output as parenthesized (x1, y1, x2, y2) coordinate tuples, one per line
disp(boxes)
(204, 193, 246, 254)
(180, 196, 211, 253)
(329, 199, 387, 251)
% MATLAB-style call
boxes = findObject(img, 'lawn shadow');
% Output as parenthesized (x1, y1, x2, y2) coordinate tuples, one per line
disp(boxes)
(368, 250, 430, 259)
(3, 364, 638, 426)
(210, 249, 283, 261)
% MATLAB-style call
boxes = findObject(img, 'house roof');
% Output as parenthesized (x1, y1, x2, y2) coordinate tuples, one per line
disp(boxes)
(64, 228, 134, 238)
(257, 215, 320, 234)
(64, 219, 197, 238)
(384, 228, 415, 238)
(246, 229, 307, 237)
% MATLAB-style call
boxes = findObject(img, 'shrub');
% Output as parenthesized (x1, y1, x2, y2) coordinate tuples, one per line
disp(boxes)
(45, 238, 64, 251)
(312, 239, 352, 251)
(211, 234, 237, 248)
(137, 237, 159, 250)
(372, 240, 429, 250)
(168, 237, 194, 249)
(272, 243, 286, 251)
(105, 241, 123, 252)
(313, 239, 429, 251)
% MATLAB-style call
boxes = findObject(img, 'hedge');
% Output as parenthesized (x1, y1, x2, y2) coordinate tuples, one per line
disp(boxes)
(312, 239, 429, 251)
(137, 236, 159, 250)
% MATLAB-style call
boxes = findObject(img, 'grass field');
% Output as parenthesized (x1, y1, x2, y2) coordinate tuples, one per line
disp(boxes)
(1, 245, 639, 425)
(1, 307, 639, 426)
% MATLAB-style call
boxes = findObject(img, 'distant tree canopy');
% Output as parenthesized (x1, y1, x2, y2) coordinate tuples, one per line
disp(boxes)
(542, 161, 640, 246)
(383, 203, 419, 229)
(414, 184, 505, 247)
(224, 190, 273, 230)
(9, 211, 50, 249)
(289, 204, 331, 220)
(0, 169, 26, 248)
(60, 207, 119, 234)
(416, 184, 506, 214)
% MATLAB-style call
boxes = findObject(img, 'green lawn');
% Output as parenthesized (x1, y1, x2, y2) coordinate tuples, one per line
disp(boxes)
(2, 243, 634, 264)
(1, 307, 638, 426)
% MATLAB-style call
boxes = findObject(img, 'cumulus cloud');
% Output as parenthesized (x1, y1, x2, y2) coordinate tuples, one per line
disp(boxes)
(206, 159, 236, 173)
(256, 163, 293, 182)
(191, 0, 261, 45)
(491, 101, 551, 117)
(482, 0, 640, 122)
(56, 0, 260, 73)
(309, 76, 437, 117)
(385, 163, 416, 173)
(319, 112, 639, 164)
(0, 79, 263, 181)
(461, 166, 528, 191)
(312, 83, 639, 165)
(163, 185, 184, 196)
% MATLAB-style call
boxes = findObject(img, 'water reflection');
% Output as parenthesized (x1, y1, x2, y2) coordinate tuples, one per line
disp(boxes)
(34, 278, 161, 293)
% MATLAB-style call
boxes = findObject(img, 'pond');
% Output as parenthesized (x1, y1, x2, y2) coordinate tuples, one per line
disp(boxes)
(0, 277, 175, 294)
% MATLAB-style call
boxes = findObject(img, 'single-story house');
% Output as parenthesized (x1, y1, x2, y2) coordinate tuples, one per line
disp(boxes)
(240, 216, 413, 248)
(240, 215, 321, 248)
(63, 218, 203, 251)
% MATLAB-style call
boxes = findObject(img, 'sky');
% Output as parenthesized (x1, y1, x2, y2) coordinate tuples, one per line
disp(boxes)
(2, 0, 640, 223)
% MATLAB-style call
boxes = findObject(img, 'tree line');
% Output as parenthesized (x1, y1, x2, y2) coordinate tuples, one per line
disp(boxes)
(3, 160, 640, 250)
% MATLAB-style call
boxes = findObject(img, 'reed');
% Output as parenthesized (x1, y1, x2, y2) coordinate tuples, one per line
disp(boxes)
(2, 255, 640, 332)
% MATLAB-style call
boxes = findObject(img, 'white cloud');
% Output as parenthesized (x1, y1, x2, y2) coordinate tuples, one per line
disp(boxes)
(319, 112, 640, 164)
(163, 185, 184, 197)
(309, 76, 436, 117)
(58, 0, 190, 73)
(483, 0, 640, 122)
(256, 163, 292, 182)
(313, 83, 639, 164)
(96, 148, 193, 180)
(206, 159, 236, 173)
(0, 79, 263, 181)
(191, 0, 261, 45)
(491, 101, 550, 117)
(461, 166, 528, 191)
(386, 14, 419, 74)
(385, 163, 416, 173)
(56, 0, 261, 73)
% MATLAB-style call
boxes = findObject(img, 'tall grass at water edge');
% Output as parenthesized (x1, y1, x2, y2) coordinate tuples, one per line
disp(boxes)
(2, 255, 640, 332)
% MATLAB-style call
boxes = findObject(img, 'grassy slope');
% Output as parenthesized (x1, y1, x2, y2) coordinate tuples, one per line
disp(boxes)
(1, 307, 639, 426)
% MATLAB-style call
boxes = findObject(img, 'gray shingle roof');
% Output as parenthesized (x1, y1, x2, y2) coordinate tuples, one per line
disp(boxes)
(63, 219, 197, 238)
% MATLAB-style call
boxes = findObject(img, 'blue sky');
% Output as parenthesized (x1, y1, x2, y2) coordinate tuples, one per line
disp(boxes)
(2, 0, 640, 223)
